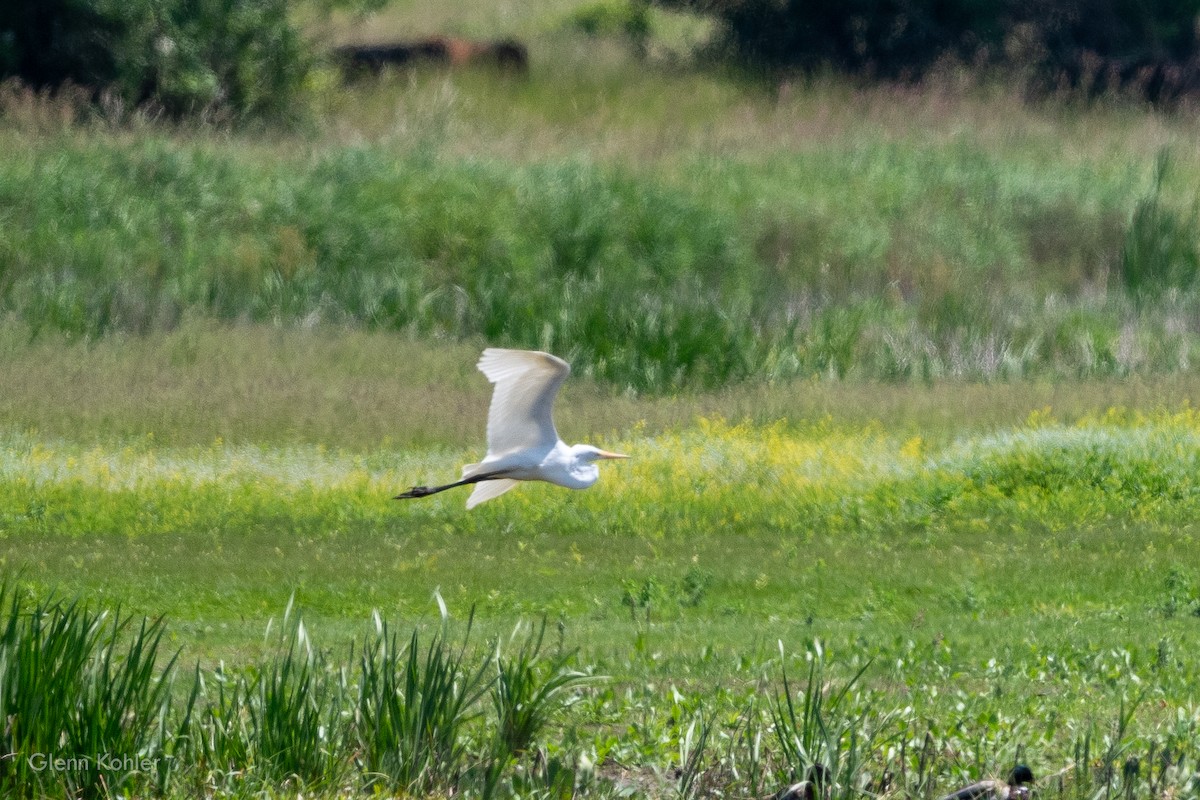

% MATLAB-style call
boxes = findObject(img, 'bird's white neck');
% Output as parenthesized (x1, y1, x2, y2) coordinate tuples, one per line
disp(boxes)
(562, 443, 601, 489)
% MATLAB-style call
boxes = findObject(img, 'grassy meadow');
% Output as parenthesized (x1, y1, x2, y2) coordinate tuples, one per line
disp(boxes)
(4, 0, 1200, 797)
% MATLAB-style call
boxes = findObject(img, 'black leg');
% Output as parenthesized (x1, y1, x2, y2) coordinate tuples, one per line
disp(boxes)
(395, 470, 512, 500)
(394, 481, 461, 500)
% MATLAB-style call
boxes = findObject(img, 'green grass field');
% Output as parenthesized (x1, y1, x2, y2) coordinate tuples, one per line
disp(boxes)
(3, 0, 1200, 796)
(4, 327, 1200, 797)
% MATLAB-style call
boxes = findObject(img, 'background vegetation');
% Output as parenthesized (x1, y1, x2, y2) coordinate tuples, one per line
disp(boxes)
(3, 0, 1200, 797)
(3, 93, 1200, 390)
(650, 0, 1200, 102)
(1, 0, 1200, 392)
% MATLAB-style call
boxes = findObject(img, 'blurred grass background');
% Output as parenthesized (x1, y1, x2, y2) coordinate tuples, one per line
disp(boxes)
(3, 0, 1200, 391)
(4, 2, 1200, 795)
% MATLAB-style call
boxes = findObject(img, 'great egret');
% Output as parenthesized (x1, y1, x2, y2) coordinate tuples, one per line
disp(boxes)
(395, 348, 629, 508)
(776, 764, 831, 800)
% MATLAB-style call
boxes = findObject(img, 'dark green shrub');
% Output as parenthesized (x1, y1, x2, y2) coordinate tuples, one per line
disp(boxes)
(0, 0, 124, 90)
(0, 0, 311, 120)
(649, 0, 1003, 76)
(651, 0, 1200, 100)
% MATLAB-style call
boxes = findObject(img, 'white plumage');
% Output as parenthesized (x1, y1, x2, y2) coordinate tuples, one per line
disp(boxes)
(396, 348, 629, 508)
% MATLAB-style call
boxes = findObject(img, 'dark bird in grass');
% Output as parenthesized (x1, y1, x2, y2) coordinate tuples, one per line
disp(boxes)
(395, 348, 629, 509)
(776, 764, 832, 800)
(938, 765, 1035, 800)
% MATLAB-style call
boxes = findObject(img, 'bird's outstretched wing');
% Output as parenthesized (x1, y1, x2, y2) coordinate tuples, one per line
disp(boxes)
(466, 478, 519, 509)
(476, 348, 570, 457)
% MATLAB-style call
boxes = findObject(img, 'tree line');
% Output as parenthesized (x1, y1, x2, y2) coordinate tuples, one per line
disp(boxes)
(652, 0, 1200, 103)
(2, 0, 1198, 122)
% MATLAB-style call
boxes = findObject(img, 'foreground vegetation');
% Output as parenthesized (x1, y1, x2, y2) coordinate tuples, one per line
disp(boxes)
(3, 578, 1198, 800)
(3, 329, 1200, 797)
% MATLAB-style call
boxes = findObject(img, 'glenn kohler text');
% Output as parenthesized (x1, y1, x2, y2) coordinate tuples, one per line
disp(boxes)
(26, 752, 163, 774)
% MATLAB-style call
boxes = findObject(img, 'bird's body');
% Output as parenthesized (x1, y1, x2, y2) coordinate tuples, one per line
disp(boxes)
(937, 766, 1034, 800)
(396, 348, 628, 508)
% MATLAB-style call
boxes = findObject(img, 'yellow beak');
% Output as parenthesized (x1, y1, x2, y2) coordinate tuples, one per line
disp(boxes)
(597, 449, 630, 460)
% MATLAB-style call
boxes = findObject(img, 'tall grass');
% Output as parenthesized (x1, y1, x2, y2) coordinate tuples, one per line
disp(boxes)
(2, 122, 1198, 390)
(230, 603, 349, 790)
(0, 579, 1198, 798)
(770, 641, 878, 798)
(0, 581, 178, 798)
(1120, 152, 1200, 299)
(492, 619, 591, 758)
(0, 579, 598, 797)
(354, 605, 494, 794)
(182, 603, 345, 793)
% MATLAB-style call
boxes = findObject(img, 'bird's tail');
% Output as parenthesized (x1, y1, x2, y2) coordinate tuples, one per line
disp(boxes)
(466, 479, 519, 509)
(460, 462, 519, 508)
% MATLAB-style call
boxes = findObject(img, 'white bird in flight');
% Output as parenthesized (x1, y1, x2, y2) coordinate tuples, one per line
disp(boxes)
(396, 348, 629, 508)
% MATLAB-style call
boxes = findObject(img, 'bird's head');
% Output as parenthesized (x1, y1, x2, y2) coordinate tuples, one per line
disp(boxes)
(573, 444, 630, 463)
(561, 444, 630, 488)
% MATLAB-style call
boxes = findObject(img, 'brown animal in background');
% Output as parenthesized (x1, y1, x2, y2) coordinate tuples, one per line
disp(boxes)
(334, 37, 528, 78)
(333, 41, 449, 75)
(488, 39, 529, 73)
(419, 37, 530, 74)
(439, 37, 482, 66)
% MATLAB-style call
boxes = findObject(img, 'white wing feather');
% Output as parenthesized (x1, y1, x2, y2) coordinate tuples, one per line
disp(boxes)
(466, 479, 520, 509)
(476, 348, 570, 458)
